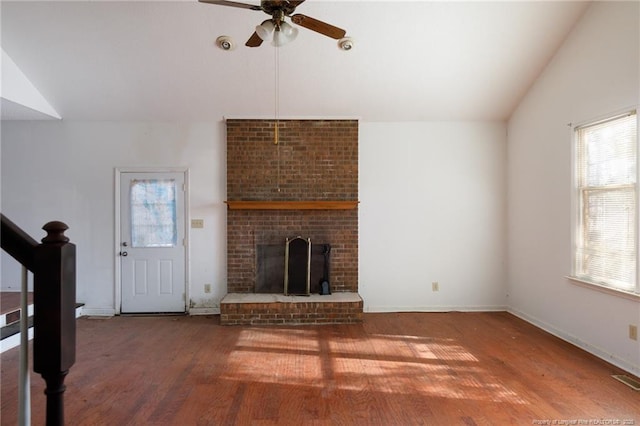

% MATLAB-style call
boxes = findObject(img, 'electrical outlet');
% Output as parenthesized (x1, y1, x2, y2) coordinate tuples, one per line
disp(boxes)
(629, 325, 638, 341)
(191, 219, 204, 229)
(432, 282, 439, 292)
(204, 284, 211, 294)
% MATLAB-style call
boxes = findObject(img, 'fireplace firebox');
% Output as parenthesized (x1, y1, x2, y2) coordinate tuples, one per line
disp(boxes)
(256, 238, 331, 296)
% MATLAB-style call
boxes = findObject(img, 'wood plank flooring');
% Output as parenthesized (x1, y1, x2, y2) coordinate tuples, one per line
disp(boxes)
(1, 312, 639, 425)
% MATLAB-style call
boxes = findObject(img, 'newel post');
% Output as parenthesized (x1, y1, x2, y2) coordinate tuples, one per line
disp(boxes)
(33, 221, 76, 426)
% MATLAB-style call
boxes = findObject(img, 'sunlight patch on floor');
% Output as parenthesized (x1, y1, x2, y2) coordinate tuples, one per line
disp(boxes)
(235, 328, 322, 352)
(221, 328, 526, 404)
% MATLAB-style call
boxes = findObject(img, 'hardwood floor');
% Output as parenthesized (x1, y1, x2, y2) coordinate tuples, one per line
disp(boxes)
(1, 312, 639, 425)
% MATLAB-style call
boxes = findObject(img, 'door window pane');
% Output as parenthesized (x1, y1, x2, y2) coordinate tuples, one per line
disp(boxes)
(130, 179, 177, 247)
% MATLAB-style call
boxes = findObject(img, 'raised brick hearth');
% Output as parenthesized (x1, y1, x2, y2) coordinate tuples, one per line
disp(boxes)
(220, 293, 363, 325)
(222, 119, 362, 325)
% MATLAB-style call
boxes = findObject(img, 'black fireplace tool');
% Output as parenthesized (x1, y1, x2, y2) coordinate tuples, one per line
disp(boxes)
(319, 244, 331, 295)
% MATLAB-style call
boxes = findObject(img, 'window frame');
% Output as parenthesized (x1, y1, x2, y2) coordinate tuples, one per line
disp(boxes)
(569, 109, 640, 300)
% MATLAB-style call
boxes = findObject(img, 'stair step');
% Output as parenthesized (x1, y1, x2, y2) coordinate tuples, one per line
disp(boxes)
(0, 303, 84, 353)
(0, 315, 33, 340)
(0, 304, 34, 328)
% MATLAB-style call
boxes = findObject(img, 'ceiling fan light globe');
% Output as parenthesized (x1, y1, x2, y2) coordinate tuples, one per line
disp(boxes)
(272, 27, 297, 47)
(271, 29, 286, 47)
(280, 21, 298, 38)
(255, 20, 274, 41)
(289, 27, 299, 41)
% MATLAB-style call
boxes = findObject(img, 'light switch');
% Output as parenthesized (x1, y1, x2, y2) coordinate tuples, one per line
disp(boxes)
(191, 219, 204, 229)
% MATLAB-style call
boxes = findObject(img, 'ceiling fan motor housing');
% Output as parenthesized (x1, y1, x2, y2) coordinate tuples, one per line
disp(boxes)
(261, 1, 299, 17)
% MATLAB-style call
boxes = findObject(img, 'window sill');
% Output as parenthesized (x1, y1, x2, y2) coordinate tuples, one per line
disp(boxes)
(566, 276, 640, 302)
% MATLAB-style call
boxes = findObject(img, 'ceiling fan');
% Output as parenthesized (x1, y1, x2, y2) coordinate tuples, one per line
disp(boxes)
(199, 0, 347, 47)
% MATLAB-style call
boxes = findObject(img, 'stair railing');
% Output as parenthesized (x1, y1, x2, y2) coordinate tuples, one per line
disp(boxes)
(1, 214, 76, 426)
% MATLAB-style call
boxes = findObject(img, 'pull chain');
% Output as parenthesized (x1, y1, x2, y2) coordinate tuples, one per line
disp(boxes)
(274, 45, 280, 146)
(275, 45, 281, 192)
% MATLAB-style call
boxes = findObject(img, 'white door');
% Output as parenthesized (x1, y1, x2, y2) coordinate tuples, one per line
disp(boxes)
(119, 172, 186, 313)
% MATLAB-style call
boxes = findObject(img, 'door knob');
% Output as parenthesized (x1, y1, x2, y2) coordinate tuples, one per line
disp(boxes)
(120, 251, 128, 256)
(122, 242, 128, 247)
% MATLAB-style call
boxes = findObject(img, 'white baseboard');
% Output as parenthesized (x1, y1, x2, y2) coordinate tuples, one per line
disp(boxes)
(508, 307, 640, 377)
(189, 307, 220, 315)
(80, 307, 116, 317)
(81, 307, 220, 316)
(364, 305, 507, 313)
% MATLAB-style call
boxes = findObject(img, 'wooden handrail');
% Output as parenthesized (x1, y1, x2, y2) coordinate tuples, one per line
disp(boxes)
(1, 214, 76, 426)
(1, 214, 38, 271)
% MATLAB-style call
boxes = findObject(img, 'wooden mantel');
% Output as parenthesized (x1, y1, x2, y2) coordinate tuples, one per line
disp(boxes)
(225, 201, 359, 210)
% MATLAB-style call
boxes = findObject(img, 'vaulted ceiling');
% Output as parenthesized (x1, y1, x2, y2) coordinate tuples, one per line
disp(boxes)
(1, 1, 590, 122)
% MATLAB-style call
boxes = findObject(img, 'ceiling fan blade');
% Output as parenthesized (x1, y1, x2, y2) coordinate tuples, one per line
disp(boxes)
(291, 14, 346, 39)
(198, 0, 262, 11)
(245, 31, 264, 47)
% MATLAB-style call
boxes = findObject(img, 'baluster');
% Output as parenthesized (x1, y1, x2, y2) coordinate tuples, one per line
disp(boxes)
(19, 266, 31, 426)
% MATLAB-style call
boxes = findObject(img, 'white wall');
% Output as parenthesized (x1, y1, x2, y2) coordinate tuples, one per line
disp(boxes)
(507, 1, 640, 375)
(2, 119, 508, 316)
(1, 121, 227, 315)
(359, 122, 507, 312)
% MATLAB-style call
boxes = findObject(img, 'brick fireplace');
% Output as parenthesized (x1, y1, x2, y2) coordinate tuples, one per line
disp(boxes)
(220, 119, 362, 325)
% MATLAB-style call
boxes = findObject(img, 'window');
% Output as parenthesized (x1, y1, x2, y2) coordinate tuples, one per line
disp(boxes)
(130, 179, 178, 248)
(573, 111, 638, 295)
